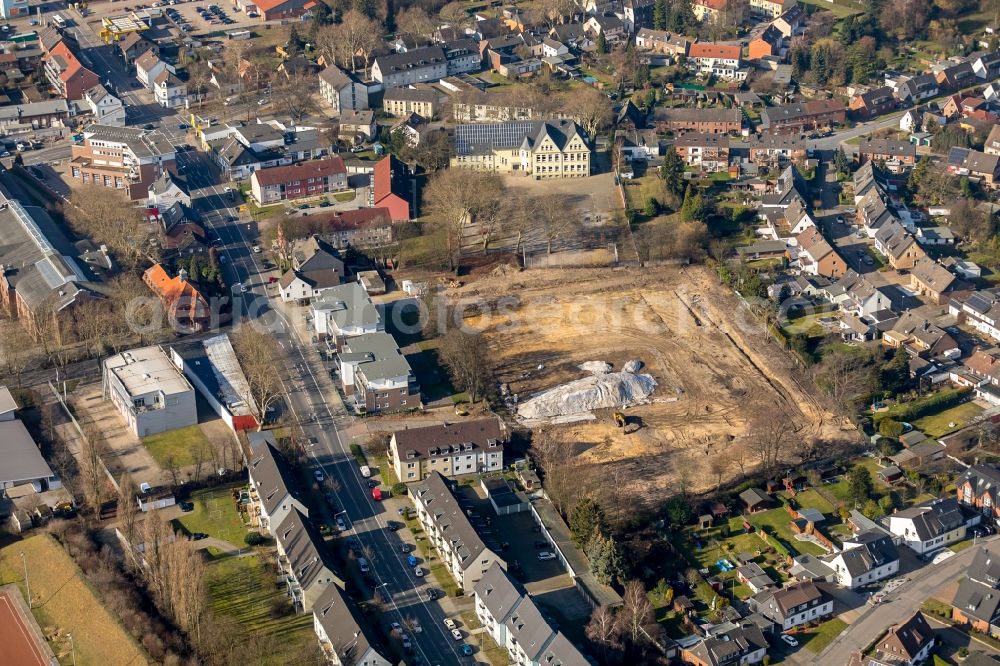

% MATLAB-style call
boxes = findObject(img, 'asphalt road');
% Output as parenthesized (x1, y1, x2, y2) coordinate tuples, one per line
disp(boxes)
(806, 538, 996, 666)
(176, 150, 468, 665)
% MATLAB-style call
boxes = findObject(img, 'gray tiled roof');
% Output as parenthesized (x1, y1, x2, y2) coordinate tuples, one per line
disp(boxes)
(274, 507, 339, 593)
(248, 440, 301, 518)
(413, 472, 489, 571)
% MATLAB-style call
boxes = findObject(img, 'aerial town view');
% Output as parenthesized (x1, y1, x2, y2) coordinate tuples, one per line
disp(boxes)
(9, 0, 1000, 664)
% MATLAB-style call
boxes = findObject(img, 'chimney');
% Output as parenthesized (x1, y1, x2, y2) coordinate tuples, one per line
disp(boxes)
(178, 267, 188, 282)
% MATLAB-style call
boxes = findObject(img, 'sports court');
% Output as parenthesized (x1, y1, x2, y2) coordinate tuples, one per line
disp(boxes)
(0, 584, 56, 666)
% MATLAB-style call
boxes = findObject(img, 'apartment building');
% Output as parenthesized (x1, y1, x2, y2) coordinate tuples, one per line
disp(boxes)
(849, 86, 897, 121)
(247, 437, 308, 534)
(103, 346, 198, 438)
(674, 132, 730, 171)
(749, 133, 806, 166)
(338, 332, 419, 414)
(67, 124, 176, 200)
(795, 227, 847, 278)
(474, 563, 589, 666)
(312, 584, 392, 666)
(372, 154, 413, 222)
(383, 85, 439, 118)
(389, 418, 505, 482)
(749, 0, 795, 18)
(652, 107, 742, 134)
(274, 507, 341, 612)
(857, 138, 917, 172)
(43, 40, 99, 101)
(952, 542, 1000, 637)
(249, 157, 348, 205)
(688, 43, 743, 80)
(411, 472, 505, 593)
(310, 281, 383, 343)
(634, 28, 690, 57)
(451, 119, 591, 178)
(372, 46, 448, 89)
(956, 463, 1000, 526)
(318, 65, 369, 112)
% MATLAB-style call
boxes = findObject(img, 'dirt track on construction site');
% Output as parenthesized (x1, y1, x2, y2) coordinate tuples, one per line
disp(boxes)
(455, 264, 855, 495)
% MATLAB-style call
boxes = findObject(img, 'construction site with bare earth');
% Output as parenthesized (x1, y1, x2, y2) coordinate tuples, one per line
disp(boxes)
(455, 264, 856, 497)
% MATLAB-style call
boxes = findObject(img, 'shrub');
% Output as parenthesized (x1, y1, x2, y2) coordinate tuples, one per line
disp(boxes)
(391, 482, 407, 497)
(244, 531, 265, 546)
(350, 444, 368, 466)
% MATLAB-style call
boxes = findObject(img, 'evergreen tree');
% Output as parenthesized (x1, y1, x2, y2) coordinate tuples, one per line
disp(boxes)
(570, 498, 609, 548)
(680, 184, 706, 222)
(670, 0, 694, 33)
(847, 465, 874, 507)
(660, 147, 685, 202)
(834, 147, 850, 175)
(595, 31, 607, 54)
(653, 0, 668, 29)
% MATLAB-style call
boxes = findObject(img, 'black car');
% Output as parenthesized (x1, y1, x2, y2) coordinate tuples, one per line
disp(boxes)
(367, 479, 378, 488)
(424, 588, 437, 601)
(387, 521, 404, 531)
(187, 532, 208, 541)
(534, 540, 548, 549)
(180, 501, 195, 512)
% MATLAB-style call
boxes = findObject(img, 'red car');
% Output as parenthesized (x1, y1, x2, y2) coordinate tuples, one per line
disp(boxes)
(371, 487, 383, 501)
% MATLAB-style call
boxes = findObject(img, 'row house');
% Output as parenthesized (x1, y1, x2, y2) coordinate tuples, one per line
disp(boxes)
(688, 43, 744, 80)
(692, 0, 725, 22)
(874, 220, 925, 270)
(584, 15, 627, 44)
(849, 86, 897, 121)
(411, 472, 505, 593)
(382, 84, 439, 118)
(957, 463, 1000, 526)
(951, 291, 1000, 342)
(389, 418, 506, 482)
(634, 28, 690, 56)
(883, 311, 960, 360)
(857, 138, 916, 173)
(372, 46, 448, 89)
(759, 99, 846, 134)
(338, 332, 420, 414)
(936, 61, 977, 92)
(304, 208, 395, 251)
(749, 0, 796, 19)
(247, 436, 308, 535)
(274, 508, 341, 612)
(653, 107, 742, 134)
(474, 563, 589, 666)
(985, 124, 1000, 155)
(67, 124, 176, 200)
(312, 584, 392, 666)
(0, 100, 70, 134)
(795, 227, 846, 278)
(909, 258, 958, 305)
(749, 132, 806, 167)
(674, 132, 730, 171)
(249, 157, 348, 205)
(952, 543, 1000, 637)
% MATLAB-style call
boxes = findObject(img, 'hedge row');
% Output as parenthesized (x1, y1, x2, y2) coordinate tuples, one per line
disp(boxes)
(875, 387, 971, 424)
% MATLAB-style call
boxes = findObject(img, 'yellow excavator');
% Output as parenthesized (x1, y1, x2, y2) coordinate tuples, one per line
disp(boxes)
(613, 411, 640, 434)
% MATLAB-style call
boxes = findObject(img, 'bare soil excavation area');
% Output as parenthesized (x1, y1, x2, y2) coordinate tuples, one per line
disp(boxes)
(458, 265, 853, 496)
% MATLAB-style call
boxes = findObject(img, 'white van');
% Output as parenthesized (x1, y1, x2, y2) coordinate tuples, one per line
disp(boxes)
(360, 465, 371, 478)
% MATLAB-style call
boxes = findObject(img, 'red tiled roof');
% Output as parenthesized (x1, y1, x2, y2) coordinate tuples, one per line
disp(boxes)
(689, 43, 741, 60)
(309, 207, 393, 231)
(252, 157, 346, 187)
(373, 155, 403, 203)
(695, 0, 727, 9)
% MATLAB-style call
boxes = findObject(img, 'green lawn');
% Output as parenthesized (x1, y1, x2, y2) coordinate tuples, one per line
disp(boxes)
(172, 484, 249, 547)
(332, 191, 356, 202)
(143, 423, 211, 468)
(750, 508, 828, 557)
(913, 402, 985, 438)
(824, 458, 881, 503)
(790, 488, 836, 515)
(680, 519, 790, 598)
(206, 554, 314, 663)
(802, 618, 848, 653)
(782, 312, 830, 338)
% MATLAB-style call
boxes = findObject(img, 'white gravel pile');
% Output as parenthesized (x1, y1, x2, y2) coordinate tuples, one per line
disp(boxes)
(517, 370, 657, 419)
(578, 361, 613, 375)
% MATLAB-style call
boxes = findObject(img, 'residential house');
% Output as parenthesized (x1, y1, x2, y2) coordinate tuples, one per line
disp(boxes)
(796, 227, 847, 278)
(692, 0, 725, 22)
(278, 236, 345, 302)
(736, 562, 776, 594)
(985, 124, 1000, 156)
(304, 208, 394, 250)
(952, 543, 1000, 637)
(339, 109, 377, 141)
(383, 84, 438, 118)
(102, 345, 198, 438)
(957, 464, 1000, 527)
(249, 157, 348, 205)
(877, 223, 926, 270)
(916, 226, 957, 246)
(951, 291, 1000, 342)
(909, 258, 958, 304)
(883, 311, 960, 360)
(974, 52, 1000, 80)
(748, 25, 785, 61)
(118, 32, 157, 65)
(135, 49, 171, 90)
(390, 418, 505, 482)
(948, 147, 1000, 187)
(247, 439, 308, 535)
(474, 563, 589, 666)
(749, 0, 795, 19)
(772, 4, 805, 38)
(152, 70, 186, 108)
(751, 581, 833, 631)
(372, 46, 448, 89)
(82, 84, 125, 127)
(67, 124, 176, 200)
(653, 107, 743, 133)
(895, 73, 940, 103)
(142, 263, 211, 332)
(0, 100, 70, 134)
(888, 498, 967, 555)
(147, 170, 191, 208)
(43, 40, 98, 101)
(450, 119, 591, 179)
(857, 138, 916, 173)
(936, 61, 977, 92)
(585, 15, 627, 44)
(371, 155, 413, 222)
(848, 612, 936, 666)
(623, 0, 655, 31)
(849, 86, 897, 121)
(680, 621, 769, 666)
(635, 28, 690, 57)
(412, 472, 505, 593)
(900, 109, 923, 133)
(688, 43, 743, 80)
(674, 132, 730, 171)
(312, 584, 392, 666)
(310, 282, 382, 343)
(274, 508, 341, 612)
(759, 99, 847, 134)
(338, 332, 420, 414)
(318, 65, 368, 112)
(824, 530, 899, 589)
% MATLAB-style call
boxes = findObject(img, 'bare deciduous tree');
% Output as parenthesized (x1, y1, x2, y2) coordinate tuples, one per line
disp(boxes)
(0, 319, 39, 388)
(117, 472, 140, 570)
(396, 6, 435, 35)
(586, 605, 622, 664)
(79, 421, 108, 511)
(231, 326, 284, 429)
(424, 169, 505, 269)
(64, 188, 150, 268)
(272, 72, 319, 125)
(745, 412, 794, 477)
(617, 580, 654, 649)
(317, 10, 382, 77)
(570, 86, 614, 138)
(438, 329, 493, 403)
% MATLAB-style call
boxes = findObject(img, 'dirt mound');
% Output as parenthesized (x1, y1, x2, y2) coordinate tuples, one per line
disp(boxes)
(579, 361, 613, 375)
(517, 370, 658, 420)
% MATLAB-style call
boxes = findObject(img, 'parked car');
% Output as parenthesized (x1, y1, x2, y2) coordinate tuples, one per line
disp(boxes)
(390, 622, 401, 633)
(780, 634, 798, 647)
(534, 540, 549, 549)
(414, 567, 425, 577)
(387, 521, 403, 531)
(537, 551, 557, 561)
(401, 634, 411, 650)
(407, 555, 418, 567)
(335, 516, 347, 532)
(313, 468, 324, 481)
(461, 645, 474, 656)
(444, 619, 456, 630)
(451, 629, 463, 641)
(179, 501, 194, 512)
(425, 588, 437, 601)
(401, 543, 414, 553)
(358, 557, 370, 573)
(187, 532, 208, 541)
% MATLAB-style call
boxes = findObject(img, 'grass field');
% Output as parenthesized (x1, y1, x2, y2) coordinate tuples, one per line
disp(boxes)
(206, 554, 314, 663)
(913, 402, 985, 438)
(798, 0, 864, 18)
(782, 312, 831, 338)
(0, 535, 149, 666)
(142, 424, 211, 468)
(172, 484, 248, 547)
(750, 508, 828, 557)
(802, 618, 848, 653)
